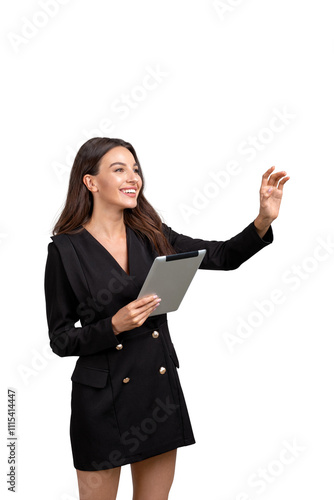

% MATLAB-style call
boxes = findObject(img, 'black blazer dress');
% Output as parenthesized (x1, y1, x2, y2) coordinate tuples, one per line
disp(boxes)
(44, 221, 273, 471)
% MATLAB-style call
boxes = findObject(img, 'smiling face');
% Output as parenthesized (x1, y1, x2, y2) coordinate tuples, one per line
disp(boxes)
(83, 146, 143, 212)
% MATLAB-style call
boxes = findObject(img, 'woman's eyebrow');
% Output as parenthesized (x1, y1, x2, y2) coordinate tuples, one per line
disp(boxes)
(109, 162, 139, 168)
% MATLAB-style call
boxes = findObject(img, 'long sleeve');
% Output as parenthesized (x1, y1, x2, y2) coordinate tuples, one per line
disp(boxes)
(44, 242, 120, 357)
(162, 220, 273, 270)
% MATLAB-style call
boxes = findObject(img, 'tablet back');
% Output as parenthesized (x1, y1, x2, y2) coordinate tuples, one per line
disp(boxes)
(137, 249, 206, 316)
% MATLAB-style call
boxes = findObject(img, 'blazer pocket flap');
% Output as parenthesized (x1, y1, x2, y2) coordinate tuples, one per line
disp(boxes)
(71, 365, 109, 388)
(169, 343, 180, 368)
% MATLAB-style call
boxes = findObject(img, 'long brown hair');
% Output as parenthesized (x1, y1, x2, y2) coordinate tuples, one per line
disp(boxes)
(53, 137, 175, 256)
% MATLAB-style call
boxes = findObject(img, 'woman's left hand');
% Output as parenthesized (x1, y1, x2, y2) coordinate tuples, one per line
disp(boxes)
(254, 166, 290, 238)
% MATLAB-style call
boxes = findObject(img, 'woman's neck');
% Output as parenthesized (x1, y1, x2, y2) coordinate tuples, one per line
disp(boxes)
(83, 210, 126, 240)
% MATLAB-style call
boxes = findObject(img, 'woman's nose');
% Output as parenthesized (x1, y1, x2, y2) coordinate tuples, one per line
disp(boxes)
(127, 171, 139, 182)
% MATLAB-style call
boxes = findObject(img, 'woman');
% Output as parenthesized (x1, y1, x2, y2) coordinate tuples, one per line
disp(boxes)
(44, 137, 289, 500)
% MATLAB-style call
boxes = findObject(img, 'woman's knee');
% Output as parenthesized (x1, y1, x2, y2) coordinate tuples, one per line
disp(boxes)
(131, 449, 177, 500)
(76, 466, 121, 500)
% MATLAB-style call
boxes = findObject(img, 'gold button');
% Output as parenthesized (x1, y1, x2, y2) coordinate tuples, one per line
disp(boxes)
(159, 367, 166, 375)
(152, 331, 159, 339)
(116, 344, 123, 350)
(123, 377, 130, 384)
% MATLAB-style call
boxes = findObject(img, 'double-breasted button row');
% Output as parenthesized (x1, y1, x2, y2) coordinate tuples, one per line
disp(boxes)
(122, 367, 166, 384)
(120, 330, 163, 383)
(117, 331, 159, 352)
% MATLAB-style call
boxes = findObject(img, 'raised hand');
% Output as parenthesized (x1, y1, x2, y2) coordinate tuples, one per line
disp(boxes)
(254, 166, 290, 238)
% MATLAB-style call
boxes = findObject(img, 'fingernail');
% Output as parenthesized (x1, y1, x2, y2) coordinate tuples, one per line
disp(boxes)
(153, 295, 158, 298)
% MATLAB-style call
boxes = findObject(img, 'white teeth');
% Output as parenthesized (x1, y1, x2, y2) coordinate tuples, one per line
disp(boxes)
(122, 189, 136, 194)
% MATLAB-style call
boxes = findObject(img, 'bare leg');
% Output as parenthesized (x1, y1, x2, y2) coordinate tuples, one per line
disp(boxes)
(76, 467, 121, 500)
(130, 449, 177, 500)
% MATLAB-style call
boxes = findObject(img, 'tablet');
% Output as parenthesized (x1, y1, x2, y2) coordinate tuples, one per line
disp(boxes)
(137, 249, 206, 316)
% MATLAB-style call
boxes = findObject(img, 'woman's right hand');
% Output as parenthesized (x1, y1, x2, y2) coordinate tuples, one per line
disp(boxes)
(111, 295, 161, 335)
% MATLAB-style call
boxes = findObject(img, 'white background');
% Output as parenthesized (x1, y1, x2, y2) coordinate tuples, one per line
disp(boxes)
(1, 0, 333, 499)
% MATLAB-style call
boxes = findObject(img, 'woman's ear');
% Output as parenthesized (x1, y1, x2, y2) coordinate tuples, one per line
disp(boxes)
(83, 174, 99, 192)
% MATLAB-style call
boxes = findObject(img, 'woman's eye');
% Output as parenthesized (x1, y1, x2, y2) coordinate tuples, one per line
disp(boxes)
(114, 167, 140, 174)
